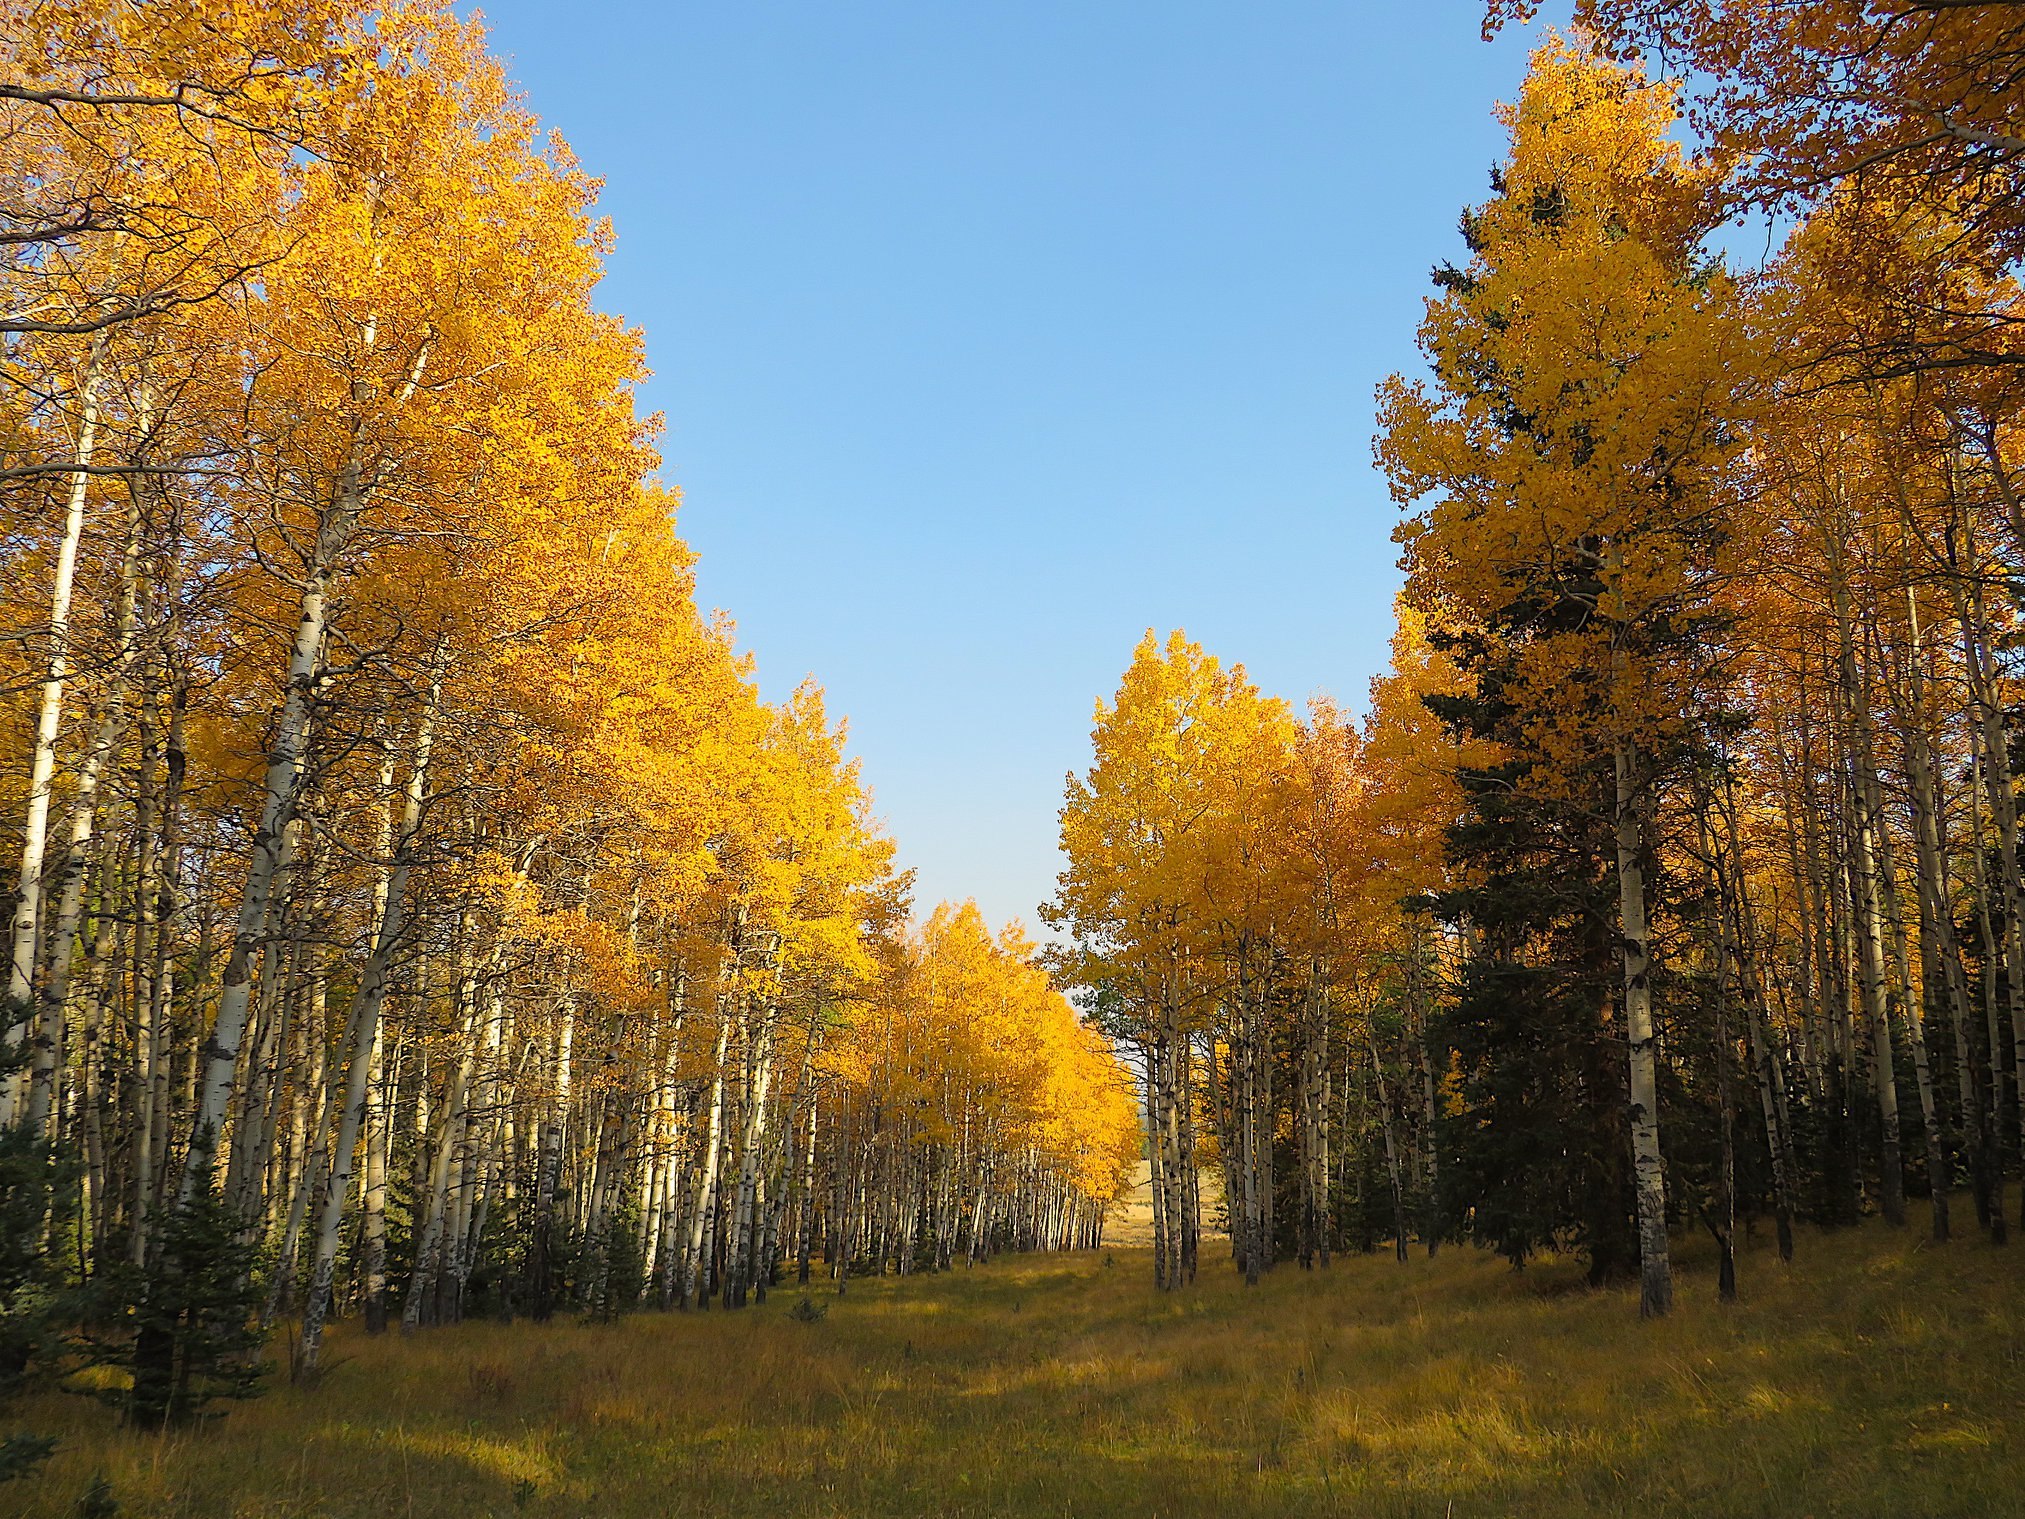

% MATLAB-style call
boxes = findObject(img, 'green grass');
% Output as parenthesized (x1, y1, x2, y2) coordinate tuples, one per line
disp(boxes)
(12, 1211, 2023, 1518)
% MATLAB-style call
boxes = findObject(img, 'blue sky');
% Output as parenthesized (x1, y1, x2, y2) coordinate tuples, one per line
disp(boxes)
(464, 2, 1558, 933)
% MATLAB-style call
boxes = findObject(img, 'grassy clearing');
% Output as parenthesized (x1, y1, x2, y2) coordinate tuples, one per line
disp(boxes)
(12, 1210, 2023, 1518)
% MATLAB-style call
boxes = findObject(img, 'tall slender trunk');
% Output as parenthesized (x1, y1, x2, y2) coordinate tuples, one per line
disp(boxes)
(181, 338, 429, 1200)
(1716, 772, 1796, 1262)
(1367, 1026, 1408, 1263)
(1156, 994, 1192, 1286)
(725, 1000, 777, 1308)
(1411, 923, 1441, 1258)
(1900, 587, 1985, 1233)
(1299, 960, 1332, 1268)
(1959, 530, 2025, 1225)
(361, 1022, 390, 1332)
(5, 336, 107, 1124)
(680, 993, 733, 1308)
(24, 464, 146, 1135)
(527, 990, 575, 1318)
(1834, 569, 1907, 1228)
(301, 677, 439, 1368)
(1967, 734, 2012, 1244)
(1142, 1046, 1167, 1289)
(1614, 741, 1671, 1318)
(796, 1082, 819, 1285)
(404, 945, 480, 1333)
(261, 966, 327, 1319)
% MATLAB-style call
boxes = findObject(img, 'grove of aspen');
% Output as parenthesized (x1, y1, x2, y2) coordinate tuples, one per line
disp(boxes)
(2, 5, 2023, 1517)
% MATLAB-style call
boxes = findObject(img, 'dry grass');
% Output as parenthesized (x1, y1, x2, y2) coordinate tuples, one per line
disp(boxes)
(12, 1209, 2023, 1518)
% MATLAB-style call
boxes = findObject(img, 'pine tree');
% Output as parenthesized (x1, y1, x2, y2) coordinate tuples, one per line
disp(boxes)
(115, 1136, 267, 1428)
(1425, 634, 1637, 1281)
(0, 1044, 78, 1481)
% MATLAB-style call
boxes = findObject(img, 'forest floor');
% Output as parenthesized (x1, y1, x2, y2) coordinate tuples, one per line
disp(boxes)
(12, 1207, 2024, 1519)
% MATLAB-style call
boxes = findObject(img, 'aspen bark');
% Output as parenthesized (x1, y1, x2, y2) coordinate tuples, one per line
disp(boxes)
(1899, 586, 1985, 1233)
(679, 994, 733, 1308)
(1410, 925, 1441, 1258)
(1958, 536, 2025, 1224)
(181, 337, 430, 1201)
(361, 1023, 390, 1332)
(527, 990, 575, 1317)
(404, 973, 480, 1333)
(1614, 741, 1671, 1318)
(23, 484, 145, 1136)
(1834, 569, 1908, 1228)
(1966, 737, 2012, 1245)
(301, 679, 438, 1368)
(1718, 772, 1797, 1262)
(262, 965, 327, 1321)
(4, 337, 107, 1126)
(1368, 1027, 1408, 1263)
(725, 1000, 777, 1308)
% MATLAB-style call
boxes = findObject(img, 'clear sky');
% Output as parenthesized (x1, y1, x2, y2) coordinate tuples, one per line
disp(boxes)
(462, 1, 1559, 934)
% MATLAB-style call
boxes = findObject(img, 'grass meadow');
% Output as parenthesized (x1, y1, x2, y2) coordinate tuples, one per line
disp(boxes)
(11, 1209, 2023, 1518)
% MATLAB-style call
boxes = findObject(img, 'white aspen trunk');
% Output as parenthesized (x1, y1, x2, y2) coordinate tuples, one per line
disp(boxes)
(142, 685, 187, 1202)
(1968, 504, 2025, 1230)
(1298, 963, 1329, 1269)
(1966, 740, 2012, 1245)
(1247, 992, 1263, 1263)
(1852, 786, 1908, 1227)
(1142, 1044, 1167, 1287)
(1411, 926, 1440, 1259)
(358, 737, 400, 1344)
(679, 990, 734, 1308)
(270, 968, 319, 1236)
(182, 567, 332, 1188)
(1614, 741, 1671, 1318)
(1716, 773, 1797, 1262)
(227, 931, 299, 1222)
(1238, 995, 1262, 1285)
(456, 1108, 510, 1314)
(262, 966, 328, 1321)
(757, 1140, 792, 1301)
(1834, 570, 1907, 1227)
(528, 989, 575, 1317)
(1903, 590, 1990, 1232)
(657, 1121, 690, 1304)
(1954, 535, 2025, 1192)
(641, 1024, 681, 1303)
(403, 980, 480, 1333)
(796, 1083, 820, 1284)
(75, 841, 116, 1243)
(180, 338, 428, 1196)
(410, 983, 433, 1210)
(1867, 739, 1948, 1241)
(1177, 1026, 1201, 1279)
(23, 472, 144, 1135)
(1159, 1031, 1189, 1286)
(301, 679, 438, 1367)
(967, 1140, 993, 1267)
(727, 1002, 777, 1307)
(447, 998, 508, 1320)
(4, 338, 107, 1126)
(1368, 1026, 1408, 1263)
(361, 1021, 390, 1332)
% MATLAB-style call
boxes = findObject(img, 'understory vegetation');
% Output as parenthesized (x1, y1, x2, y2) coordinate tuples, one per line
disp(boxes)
(11, 1210, 2022, 1519)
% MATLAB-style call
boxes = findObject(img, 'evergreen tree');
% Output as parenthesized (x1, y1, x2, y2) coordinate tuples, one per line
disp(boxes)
(0, 1053, 78, 1481)
(0, 1045, 81, 1482)
(1427, 634, 1637, 1283)
(112, 1136, 268, 1428)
